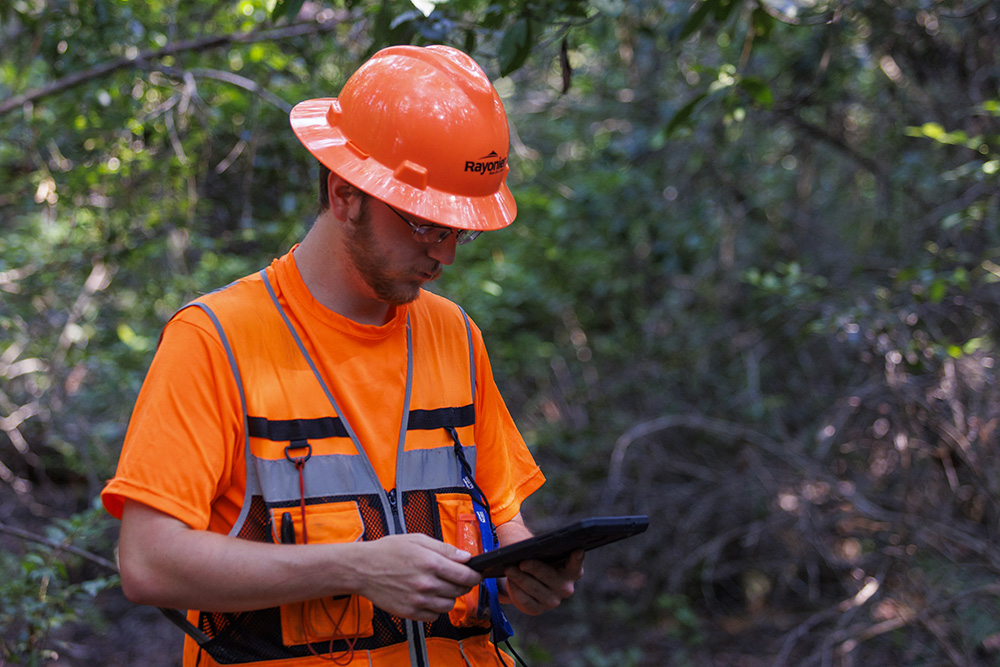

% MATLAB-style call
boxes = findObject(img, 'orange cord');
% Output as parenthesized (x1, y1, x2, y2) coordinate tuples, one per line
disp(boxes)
(294, 454, 358, 664)
(300, 595, 360, 664)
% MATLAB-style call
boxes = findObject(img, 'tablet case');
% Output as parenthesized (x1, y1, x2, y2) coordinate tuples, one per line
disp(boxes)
(467, 515, 649, 578)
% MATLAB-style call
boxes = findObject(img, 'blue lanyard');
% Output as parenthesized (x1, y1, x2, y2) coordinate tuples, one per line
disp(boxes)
(450, 428, 514, 643)
(468, 480, 514, 642)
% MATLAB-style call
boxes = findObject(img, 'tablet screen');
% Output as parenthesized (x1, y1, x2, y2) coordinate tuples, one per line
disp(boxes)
(467, 515, 649, 578)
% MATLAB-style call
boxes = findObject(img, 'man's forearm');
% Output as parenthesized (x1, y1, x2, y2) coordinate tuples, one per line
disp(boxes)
(495, 512, 534, 547)
(118, 500, 481, 620)
(119, 500, 368, 611)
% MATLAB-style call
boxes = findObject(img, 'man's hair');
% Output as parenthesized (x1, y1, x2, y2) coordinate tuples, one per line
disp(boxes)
(318, 161, 331, 213)
(318, 161, 370, 217)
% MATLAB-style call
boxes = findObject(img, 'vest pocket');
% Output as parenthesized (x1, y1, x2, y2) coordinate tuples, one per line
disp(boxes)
(436, 493, 491, 628)
(270, 501, 376, 645)
(281, 595, 374, 646)
(269, 501, 365, 546)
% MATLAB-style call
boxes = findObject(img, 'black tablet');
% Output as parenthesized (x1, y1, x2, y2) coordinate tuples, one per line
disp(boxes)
(467, 515, 649, 578)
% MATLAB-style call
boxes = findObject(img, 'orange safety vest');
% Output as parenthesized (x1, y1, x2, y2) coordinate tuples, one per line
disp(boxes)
(173, 270, 511, 667)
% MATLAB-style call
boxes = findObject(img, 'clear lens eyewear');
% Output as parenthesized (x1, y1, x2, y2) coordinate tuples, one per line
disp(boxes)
(387, 204, 481, 245)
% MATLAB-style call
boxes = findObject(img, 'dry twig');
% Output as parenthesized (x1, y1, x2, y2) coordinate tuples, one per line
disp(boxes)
(0, 17, 344, 117)
(0, 521, 117, 572)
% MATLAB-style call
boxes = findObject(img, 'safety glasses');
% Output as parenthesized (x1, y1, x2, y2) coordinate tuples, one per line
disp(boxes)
(386, 204, 482, 245)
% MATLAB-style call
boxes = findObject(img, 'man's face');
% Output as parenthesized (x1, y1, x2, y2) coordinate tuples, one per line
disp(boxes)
(343, 197, 456, 307)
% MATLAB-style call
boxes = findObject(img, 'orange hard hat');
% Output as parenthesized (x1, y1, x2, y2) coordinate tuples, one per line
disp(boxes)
(290, 45, 516, 231)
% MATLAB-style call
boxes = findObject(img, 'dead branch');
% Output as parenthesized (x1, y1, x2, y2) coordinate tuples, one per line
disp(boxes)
(148, 65, 293, 113)
(604, 412, 792, 504)
(0, 17, 343, 117)
(0, 520, 117, 572)
(823, 582, 1000, 666)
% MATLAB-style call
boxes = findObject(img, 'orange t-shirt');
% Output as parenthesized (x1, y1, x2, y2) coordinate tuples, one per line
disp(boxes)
(102, 249, 544, 536)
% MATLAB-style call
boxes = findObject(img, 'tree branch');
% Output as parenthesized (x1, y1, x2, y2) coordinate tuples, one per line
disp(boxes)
(0, 520, 118, 572)
(150, 65, 293, 113)
(775, 108, 886, 181)
(0, 17, 342, 117)
(604, 412, 790, 504)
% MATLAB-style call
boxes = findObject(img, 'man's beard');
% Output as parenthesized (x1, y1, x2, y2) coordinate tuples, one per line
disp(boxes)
(345, 205, 430, 307)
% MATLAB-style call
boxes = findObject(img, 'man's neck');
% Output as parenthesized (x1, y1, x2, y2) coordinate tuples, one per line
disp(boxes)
(293, 215, 393, 326)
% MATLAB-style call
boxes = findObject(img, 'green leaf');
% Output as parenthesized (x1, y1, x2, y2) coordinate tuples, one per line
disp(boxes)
(751, 6, 774, 39)
(481, 3, 505, 30)
(739, 76, 773, 108)
(117, 324, 154, 353)
(271, 0, 306, 23)
(81, 576, 118, 597)
(498, 17, 532, 77)
(928, 279, 947, 304)
(369, 0, 396, 53)
(676, 0, 717, 42)
(663, 92, 709, 137)
(713, 0, 741, 23)
(590, 0, 624, 17)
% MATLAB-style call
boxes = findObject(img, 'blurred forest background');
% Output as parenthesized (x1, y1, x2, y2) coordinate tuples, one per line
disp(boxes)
(2, 0, 1000, 665)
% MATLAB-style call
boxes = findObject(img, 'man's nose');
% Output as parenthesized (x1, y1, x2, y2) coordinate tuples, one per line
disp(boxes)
(427, 235, 458, 266)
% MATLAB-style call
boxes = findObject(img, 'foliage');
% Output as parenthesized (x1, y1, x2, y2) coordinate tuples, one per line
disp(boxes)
(2, 0, 1000, 664)
(0, 506, 119, 664)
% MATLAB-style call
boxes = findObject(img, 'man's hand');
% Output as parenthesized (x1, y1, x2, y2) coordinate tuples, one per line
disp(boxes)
(118, 500, 480, 620)
(494, 512, 585, 615)
(503, 550, 584, 615)
(353, 533, 482, 622)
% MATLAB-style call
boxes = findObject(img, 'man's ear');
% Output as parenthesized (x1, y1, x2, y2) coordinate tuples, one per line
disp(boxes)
(327, 172, 362, 221)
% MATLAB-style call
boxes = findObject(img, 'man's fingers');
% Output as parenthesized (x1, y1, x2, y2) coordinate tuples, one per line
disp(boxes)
(503, 550, 585, 615)
(564, 549, 586, 577)
(406, 531, 473, 562)
(391, 574, 475, 621)
(507, 564, 570, 604)
(356, 534, 481, 620)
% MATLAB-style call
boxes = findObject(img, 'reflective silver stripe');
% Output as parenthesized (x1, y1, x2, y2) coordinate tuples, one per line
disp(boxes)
(250, 445, 477, 519)
(459, 307, 476, 412)
(411, 620, 428, 667)
(399, 446, 475, 490)
(255, 454, 382, 502)
(181, 302, 260, 537)
(395, 316, 415, 509)
(254, 445, 476, 503)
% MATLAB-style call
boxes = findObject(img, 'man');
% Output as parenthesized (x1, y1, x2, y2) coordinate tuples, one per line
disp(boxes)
(101, 44, 584, 667)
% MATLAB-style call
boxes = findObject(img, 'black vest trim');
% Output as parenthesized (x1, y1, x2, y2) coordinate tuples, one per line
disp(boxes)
(406, 405, 475, 430)
(247, 405, 474, 443)
(247, 415, 350, 441)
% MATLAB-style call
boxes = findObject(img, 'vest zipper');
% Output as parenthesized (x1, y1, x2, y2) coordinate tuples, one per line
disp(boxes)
(388, 485, 428, 667)
(386, 488, 404, 534)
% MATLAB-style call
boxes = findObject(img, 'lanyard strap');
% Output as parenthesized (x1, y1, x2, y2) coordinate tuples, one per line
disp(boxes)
(475, 499, 514, 643)
(449, 427, 514, 643)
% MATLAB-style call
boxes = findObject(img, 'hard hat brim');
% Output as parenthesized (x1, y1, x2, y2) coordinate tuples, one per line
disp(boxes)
(291, 98, 516, 231)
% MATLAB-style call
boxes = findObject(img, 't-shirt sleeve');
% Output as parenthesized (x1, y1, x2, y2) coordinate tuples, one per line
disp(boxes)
(101, 307, 245, 531)
(467, 319, 545, 526)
